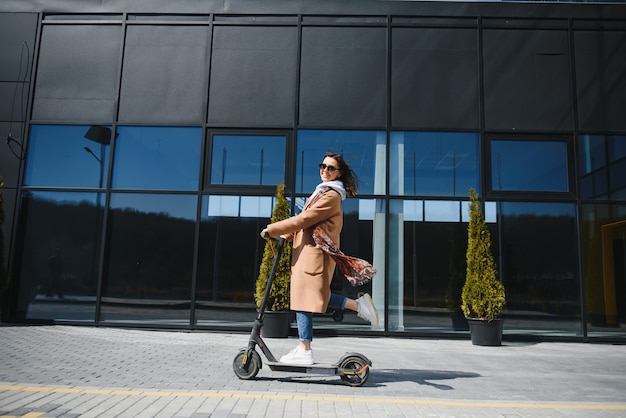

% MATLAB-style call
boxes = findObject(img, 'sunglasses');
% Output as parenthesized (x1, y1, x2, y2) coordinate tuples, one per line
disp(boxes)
(319, 163, 338, 172)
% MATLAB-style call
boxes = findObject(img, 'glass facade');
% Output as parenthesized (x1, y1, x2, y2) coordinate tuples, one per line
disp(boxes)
(2, 4, 626, 342)
(489, 139, 570, 193)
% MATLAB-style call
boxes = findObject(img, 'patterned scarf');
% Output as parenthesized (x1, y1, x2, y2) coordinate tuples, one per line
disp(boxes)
(312, 226, 376, 286)
(306, 186, 376, 286)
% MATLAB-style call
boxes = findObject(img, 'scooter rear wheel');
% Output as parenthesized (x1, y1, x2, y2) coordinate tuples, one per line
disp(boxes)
(233, 349, 261, 380)
(339, 355, 370, 387)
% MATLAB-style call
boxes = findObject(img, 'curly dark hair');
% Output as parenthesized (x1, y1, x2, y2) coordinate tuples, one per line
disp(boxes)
(324, 151, 360, 198)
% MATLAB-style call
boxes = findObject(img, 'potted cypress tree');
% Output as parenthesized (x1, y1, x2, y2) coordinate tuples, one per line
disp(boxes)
(461, 188, 506, 346)
(255, 183, 293, 337)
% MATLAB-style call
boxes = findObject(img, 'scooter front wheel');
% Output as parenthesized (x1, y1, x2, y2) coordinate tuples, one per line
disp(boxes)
(339, 355, 370, 387)
(233, 349, 261, 380)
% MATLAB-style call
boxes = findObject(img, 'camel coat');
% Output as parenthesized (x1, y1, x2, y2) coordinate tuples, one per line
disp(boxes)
(265, 189, 342, 313)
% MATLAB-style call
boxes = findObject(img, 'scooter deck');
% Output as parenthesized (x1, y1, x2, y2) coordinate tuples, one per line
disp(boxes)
(266, 361, 341, 374)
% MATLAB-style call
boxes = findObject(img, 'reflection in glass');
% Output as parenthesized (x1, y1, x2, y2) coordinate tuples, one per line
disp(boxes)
(582, 204, 626, 337)
(389, 199, 470, 332)
(499, 202, 581, 335)
(196, 194, 277, 326)
(424, 201, 460, 222)
(491, 139, 569, 192)
(209, 135, 285, 185)
(390, 132, 479, 197)
(390, 198, 582, 336)
(195, 195, 382, 330)
(296, 130, 386, 195)
(112, 126, 201, 190)
(100, 193, 197, 324)
(340, 199, 381, 325)
(16, 191, 102, 322)
(578, 135, 626, 200)
(24, 125, 111, 188)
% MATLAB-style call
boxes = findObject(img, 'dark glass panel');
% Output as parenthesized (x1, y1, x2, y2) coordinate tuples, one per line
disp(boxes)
(483, 29, 572, 131)
(390, 199, 582, 337)
(575, 30, 626, 132)
(0, 13, 37, 81)
(579, 168, 608, 200)
(403, 220, 469, 310)
(296, 130, 386, 195)
(118, 25, 210, 123)
(391, 28, 479, 130)
(577, 135, 626, 199)
(16, 191, 102, 322)
(330, 198, 379, 325)
(195, 195, 380, 330)
(499, 202, 581, 335)
(100, 193, 197, 324)
(300, 197, 381, 328)
(578, 135, 607, 176)
(195, 195, 272, 325)
(32, 25, 121, 121)
(0, 82, 19, 121)
(299, 26, 386, 127)
(608, 136, 626, 198)
(390, 132, 479, 197)
(389, 198, 486, 333)
(582, 204, 626, 337)
(609, 159, 626, 198)
(112, 126, 201, 190)
(490, 139, 569, 192)
(0, 121, 24, 188)
(208, 134, 285, 185)
(609, 136, 626, 162)
(208, 26, 297, 126)
(24, 125, 111, 188)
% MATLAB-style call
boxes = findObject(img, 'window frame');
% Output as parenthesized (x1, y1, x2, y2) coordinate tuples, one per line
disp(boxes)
(203, 129, 293, 194)
(484, 134, 576, 200)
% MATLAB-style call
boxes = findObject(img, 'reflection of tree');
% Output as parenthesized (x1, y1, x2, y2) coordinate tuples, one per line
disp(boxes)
(197, 217, 264, 304)
(105, 208, 195, 299)
(18, 196, 199, 301)
(18, 196, 103, 299)
(583, 219, 604, 322)
(404, 222, 469, 308)
(401, 213, 579, 316)
(500, 213, 578, 314)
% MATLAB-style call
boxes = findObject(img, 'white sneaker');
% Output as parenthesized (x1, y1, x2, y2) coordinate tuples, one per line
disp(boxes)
(357, 293, 379, 327)
(279, 346, 314, 365)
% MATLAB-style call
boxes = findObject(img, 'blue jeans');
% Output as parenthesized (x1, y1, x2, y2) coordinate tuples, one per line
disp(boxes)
(296, 293, 347, 343)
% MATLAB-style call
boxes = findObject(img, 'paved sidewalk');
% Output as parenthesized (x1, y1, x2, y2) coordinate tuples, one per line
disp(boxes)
(1, 325, 625, 417)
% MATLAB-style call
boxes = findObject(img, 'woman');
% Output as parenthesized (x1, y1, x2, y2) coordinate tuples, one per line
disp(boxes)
(261, 151, 379, 365)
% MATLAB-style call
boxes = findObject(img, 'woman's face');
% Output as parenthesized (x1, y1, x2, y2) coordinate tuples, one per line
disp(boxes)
(319, 156, 341, 183)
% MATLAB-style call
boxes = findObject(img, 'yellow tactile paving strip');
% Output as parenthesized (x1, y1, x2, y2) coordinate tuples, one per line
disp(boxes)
(1, 384, 625, 412)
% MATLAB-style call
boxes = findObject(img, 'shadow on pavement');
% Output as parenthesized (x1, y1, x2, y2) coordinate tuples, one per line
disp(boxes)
(370, 368, 480, 390)
(254, 368, 479, 389)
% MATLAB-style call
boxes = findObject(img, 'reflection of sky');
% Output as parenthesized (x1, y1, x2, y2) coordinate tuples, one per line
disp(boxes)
(25, 125, 111, 188)
(113, 126, 201, 190)
(491, 140, 568, 192)
(499, 202, 575, 218)
(398, 199, 497, 223)
(390, 131, 479, 197)
(210, 135, 285, 185)
(205, 195, 275, 218)
(296, 130, 385, 194)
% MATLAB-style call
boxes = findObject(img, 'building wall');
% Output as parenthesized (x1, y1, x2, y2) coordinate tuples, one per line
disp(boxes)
(1, 0, 625, 341)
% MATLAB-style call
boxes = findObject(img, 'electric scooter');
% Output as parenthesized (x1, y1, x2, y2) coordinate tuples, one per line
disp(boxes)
(232, 236, 372, 387)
